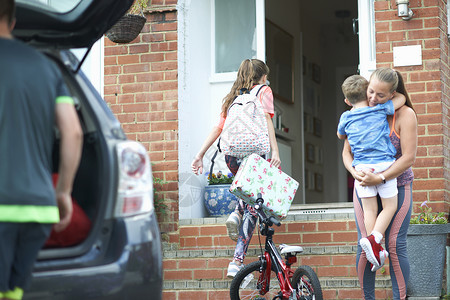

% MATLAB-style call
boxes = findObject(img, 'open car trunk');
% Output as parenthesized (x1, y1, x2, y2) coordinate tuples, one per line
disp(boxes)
(34, 50, 120, 268)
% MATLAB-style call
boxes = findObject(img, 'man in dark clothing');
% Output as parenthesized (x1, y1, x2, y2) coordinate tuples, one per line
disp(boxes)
(0, 1, 83, 299)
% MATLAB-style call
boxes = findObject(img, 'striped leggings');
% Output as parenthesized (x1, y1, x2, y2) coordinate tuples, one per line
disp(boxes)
(353, 182, 412, 300)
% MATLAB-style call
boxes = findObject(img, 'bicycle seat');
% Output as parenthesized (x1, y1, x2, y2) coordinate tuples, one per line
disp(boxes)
(279, 244, 303, 255)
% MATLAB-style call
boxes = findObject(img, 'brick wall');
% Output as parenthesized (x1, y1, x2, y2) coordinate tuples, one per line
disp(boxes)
(376, 0, 450, 214)
(104, 1, 179, 235)
(438, 0, 450, 209)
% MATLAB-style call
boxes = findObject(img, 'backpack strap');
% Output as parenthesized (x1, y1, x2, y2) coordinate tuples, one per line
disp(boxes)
(209, 147, 220, 180)
(250, 84, 266, 97)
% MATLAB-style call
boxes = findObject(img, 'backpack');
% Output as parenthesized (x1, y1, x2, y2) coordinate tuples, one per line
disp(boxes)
(219, 84, 270, 158)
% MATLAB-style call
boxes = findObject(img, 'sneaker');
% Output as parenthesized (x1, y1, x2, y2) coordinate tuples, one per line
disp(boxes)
(227, 261, 244, 278)
(371, 249, 389, 272)
(360, 234, 383, 266)
(226, 211, 241, 242)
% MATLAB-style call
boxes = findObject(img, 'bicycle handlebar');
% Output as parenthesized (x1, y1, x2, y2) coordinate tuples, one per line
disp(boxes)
(254, 193, 281, 227)
(269, 216, 281, 227)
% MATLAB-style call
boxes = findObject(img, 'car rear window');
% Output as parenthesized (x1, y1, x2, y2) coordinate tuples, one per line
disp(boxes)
(16, 0, 81, 13)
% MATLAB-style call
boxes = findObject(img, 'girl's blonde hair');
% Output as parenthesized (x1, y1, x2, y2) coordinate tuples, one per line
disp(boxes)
(221, 59, 269, 117)
(370, 68, 415, 112)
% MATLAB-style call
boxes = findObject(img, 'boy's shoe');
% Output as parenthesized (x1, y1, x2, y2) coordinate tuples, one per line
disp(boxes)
(226, 211, 241, 242)
(360, 234, 384, 266)
(227, 261, 244, 278)
(371, 249, 389, 272)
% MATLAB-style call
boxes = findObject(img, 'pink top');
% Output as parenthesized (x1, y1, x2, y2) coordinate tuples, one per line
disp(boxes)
(216, 85, 275, 129)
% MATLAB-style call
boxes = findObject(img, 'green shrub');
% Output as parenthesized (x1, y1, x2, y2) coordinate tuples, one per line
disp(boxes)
(153, 176, 168, 217)
(410, 201, 448, 224)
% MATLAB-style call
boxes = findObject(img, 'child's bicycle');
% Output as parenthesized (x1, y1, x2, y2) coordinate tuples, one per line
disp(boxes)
(230, 194, 323, 300)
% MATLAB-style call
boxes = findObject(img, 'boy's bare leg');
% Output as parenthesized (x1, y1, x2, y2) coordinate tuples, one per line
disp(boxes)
(361, 196, 377, 235)
(373, 195, 398, 236)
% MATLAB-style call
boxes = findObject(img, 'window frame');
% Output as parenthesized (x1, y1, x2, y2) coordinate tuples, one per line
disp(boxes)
(358, 0, 376, 79)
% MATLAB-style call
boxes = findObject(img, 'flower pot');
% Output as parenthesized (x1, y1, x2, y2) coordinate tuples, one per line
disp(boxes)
(105, 14, 146, 44)
(204, 184, 238, 217)
(406, 223, 450, 298)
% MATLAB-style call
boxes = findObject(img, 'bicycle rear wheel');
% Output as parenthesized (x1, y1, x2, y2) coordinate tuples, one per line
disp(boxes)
(291, 265, 323, 300)
(230, 260, 281, 300)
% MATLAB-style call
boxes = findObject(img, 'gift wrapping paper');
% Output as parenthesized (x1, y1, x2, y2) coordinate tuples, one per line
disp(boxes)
(229, 153, 299, 220)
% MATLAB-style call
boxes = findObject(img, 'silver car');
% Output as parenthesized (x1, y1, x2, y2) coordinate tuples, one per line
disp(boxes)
(13, 1, 163, 299)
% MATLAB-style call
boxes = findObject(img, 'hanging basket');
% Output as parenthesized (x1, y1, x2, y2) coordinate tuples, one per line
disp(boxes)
(106, 14, 146, 44)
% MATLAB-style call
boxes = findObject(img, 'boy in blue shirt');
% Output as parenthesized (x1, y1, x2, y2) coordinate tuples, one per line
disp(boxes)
(337, 75, 405, 272)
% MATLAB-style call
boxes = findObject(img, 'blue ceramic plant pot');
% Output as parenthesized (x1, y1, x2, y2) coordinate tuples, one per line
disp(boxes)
(204, 184, 238, 217)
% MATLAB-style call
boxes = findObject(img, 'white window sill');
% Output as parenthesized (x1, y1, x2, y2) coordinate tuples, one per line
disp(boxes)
(209, 72, 238, 84)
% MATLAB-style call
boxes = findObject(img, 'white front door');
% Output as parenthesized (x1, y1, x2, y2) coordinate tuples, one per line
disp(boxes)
(178, 0, 265, 219)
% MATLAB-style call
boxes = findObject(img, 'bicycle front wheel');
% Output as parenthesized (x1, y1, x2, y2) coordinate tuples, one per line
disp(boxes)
(291, 265, 323, 300)
(230, 260, 281, 300)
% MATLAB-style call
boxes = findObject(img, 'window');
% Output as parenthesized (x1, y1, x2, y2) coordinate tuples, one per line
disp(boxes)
(212, 0, 264, 78)
(213, 0, 256, 73)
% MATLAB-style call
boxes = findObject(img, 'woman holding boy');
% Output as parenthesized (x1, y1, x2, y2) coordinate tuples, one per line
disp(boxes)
(343, 68, 417, 300)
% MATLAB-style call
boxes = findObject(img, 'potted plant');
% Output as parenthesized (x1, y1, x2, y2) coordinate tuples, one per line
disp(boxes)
(204, 171, 239, 217)
(105, 0, 148, 44)
(407, 201, 449, 298)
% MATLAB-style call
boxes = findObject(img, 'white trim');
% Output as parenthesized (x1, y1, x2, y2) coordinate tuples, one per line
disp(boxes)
(358, 0, 376, 79)
(93, 38, 104, 98)
(210, 0, 217, 77)
(71, 38, 104, 97)
(255, 0, 265, 61)
(447, 1, 450, 39)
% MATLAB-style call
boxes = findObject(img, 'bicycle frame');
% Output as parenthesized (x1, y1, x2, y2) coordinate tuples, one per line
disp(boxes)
(257, 220, 296, 299)
(231, 195, 321, 300)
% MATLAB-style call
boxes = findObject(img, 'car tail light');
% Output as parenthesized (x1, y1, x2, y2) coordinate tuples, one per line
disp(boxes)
(115, 141, 154, 217)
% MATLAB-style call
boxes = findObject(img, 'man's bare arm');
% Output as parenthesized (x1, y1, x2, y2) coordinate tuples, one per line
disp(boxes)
(54, 102, 83, 232)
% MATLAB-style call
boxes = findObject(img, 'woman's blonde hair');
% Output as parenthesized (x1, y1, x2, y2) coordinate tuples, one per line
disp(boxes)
(221, 59, 269, 116)
(371, 67, 415, 111)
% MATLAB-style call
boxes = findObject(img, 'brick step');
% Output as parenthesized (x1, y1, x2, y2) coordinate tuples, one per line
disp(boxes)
(163, 214, 394, 299)
(163, 244, 358, 259)
(176, 214, 359, 250)
(178, 213, 355, 227)
(163, 277, 392, 290)
(163, 245, 392, 285)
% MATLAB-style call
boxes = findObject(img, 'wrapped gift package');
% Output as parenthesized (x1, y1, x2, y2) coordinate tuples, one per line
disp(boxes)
(229, 153, 299, 220)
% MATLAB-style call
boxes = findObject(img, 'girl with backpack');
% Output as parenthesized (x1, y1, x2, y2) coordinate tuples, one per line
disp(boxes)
(191, 58, 281, 277)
